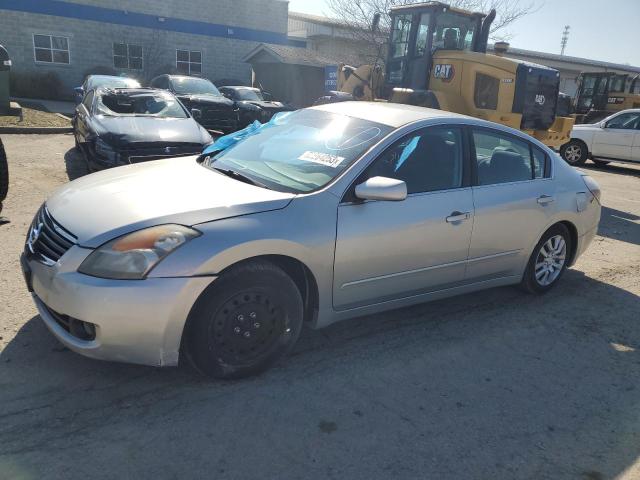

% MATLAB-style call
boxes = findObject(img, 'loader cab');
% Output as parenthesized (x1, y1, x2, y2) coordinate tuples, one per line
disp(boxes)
(386, 2, 486, 91)
(574, 72, 628, 114)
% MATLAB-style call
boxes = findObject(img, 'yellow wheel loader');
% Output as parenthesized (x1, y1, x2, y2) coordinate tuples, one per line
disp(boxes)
(324, 2, 574, 149)
(573, 72, 640, 124)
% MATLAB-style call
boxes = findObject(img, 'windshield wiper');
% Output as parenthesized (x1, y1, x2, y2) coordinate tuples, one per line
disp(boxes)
(213, 167, 269, 189)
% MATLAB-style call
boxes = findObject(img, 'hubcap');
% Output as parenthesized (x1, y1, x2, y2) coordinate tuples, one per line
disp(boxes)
(535, 235, 567, 286)
(564, 144, 582, 163)
(211, 292, 287, 363)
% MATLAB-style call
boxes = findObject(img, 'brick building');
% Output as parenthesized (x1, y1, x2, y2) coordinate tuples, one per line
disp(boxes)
(0, 0, 303, 95)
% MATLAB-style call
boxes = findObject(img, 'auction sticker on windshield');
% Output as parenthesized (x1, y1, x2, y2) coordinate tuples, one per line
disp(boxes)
(299, 151, 346, 168)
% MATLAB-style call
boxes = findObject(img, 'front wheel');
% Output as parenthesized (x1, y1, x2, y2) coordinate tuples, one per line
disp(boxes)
(560, 140, 588, 166)
(521, 224, 572, 294)
(184, 260, 304, 379)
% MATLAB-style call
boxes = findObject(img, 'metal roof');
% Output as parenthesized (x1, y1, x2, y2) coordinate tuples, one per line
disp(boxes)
(489, 45, 640, 73)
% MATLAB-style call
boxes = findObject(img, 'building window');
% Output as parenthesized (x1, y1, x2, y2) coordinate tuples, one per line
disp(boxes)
(33, 34, 70, 64)
(176, 50, 202, 75)
(113, 43, 143, 70)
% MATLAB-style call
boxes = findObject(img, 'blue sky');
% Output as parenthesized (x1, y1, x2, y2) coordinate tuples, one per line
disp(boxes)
(287, 0, 640, 66)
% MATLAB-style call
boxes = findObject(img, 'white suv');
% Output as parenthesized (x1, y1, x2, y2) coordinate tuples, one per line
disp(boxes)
(560, 109, 640, 167)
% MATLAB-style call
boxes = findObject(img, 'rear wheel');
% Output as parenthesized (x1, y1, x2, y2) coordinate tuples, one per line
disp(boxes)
(184, 260, 304, 379)
(560, 140, 588, 166)
(521, 224, 572, 294)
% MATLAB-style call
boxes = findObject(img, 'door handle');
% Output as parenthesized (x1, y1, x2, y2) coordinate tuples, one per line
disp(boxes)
(537, 195, 555, 205)
(446, 211, 471, 223)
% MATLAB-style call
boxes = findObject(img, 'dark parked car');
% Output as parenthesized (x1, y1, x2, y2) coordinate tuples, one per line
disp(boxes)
(73, 87, 213, 171)
(74, 75, 141, 104)
(219, 86, 295, 128)
(0, 137, 7, 215)
(149, 75, 239, 133)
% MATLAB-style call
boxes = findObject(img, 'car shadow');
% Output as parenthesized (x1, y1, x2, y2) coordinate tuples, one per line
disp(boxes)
(1, 270, 640, 478)
(64, 146, 89, 181)
(581, 161, 640, 178)
(599, 205, 640, 246)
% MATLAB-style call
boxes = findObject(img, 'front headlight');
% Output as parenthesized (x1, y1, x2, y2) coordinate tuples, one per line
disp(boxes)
(95, 138, 119, 164)
(78, 225, 201, 280)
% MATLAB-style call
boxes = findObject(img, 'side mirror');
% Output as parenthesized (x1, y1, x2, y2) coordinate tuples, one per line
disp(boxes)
(74, 86, 84, 95)
(191, 108, 202, 120)
(355, 176, 407, 202)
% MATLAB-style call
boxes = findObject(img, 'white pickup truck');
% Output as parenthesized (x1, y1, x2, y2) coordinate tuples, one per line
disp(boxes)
(560, 109, 640, 167)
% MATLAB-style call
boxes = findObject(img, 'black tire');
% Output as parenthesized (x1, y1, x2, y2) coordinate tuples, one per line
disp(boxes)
(0, 138, 8, 214)
(560, 139, 588, 166)
(184, 260, 304, 379)
(592, 160, 610, 167)
(520, 224, 572, 294)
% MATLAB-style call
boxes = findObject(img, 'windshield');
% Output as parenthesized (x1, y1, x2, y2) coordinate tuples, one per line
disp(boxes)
(204, 110, 392, 193)
(97, 91, 188, 118)
(172, 77, 221, 96)
(433, 12, 478, 51)
(236, 89, 264, 101)
(88, 77, 140, 90)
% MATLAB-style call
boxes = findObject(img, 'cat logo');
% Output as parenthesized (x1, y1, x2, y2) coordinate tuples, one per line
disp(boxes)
(434, 64, 455, 83)
(535, 94, 546, 106)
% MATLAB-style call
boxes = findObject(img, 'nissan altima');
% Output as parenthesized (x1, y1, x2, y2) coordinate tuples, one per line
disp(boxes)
(22, 102, 601, 379)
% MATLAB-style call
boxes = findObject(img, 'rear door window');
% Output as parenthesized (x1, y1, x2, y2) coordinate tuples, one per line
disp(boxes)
(473, 129, 535, 185)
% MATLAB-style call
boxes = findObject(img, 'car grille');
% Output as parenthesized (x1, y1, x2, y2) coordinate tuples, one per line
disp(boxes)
(121, 143, 204, 164)
(26, 205, 77, 265)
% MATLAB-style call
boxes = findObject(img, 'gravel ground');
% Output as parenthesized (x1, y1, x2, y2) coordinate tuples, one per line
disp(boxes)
(0, 134, 639, 480)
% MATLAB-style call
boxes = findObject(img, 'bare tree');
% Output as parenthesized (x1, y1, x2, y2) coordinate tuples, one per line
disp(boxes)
(326, 0, 537, 50)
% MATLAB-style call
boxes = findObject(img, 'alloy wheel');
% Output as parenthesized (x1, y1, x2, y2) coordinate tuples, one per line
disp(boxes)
(535, 235, 567, 286)
(564, 144, 582, 164)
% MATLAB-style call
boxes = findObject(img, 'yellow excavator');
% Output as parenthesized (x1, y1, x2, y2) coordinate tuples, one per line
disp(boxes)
(320, 2, 574, 149)
(572, 72, 640, 124)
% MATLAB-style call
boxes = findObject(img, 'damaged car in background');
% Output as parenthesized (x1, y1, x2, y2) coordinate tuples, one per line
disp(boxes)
(150, 75, 239, 133)
(219, 86, 294, 128)
(73, 87, 213, 171)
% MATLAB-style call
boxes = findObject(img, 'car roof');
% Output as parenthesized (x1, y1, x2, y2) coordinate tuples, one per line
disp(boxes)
(310, 101, 472, 128)
(94, 87, 162, 95)
(222, 86, 259, 91)
(87, 75, 140, 83)
(166, 75, 212, 81)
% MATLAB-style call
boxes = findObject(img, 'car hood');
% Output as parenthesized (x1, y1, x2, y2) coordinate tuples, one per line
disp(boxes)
(94, 116, 208, 147)
(240, 100, 289, 111)
(176, 94, 235, 108)
(46, 157, 295, 247)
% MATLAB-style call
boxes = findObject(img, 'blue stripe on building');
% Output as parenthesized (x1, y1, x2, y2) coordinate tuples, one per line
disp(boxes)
(0, 0, 307, 48)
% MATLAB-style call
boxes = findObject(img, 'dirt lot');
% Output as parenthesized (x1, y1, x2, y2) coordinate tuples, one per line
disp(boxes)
(0, 134, 639, 480)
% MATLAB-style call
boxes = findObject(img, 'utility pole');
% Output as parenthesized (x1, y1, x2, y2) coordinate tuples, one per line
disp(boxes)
(560, 25, 570, 55)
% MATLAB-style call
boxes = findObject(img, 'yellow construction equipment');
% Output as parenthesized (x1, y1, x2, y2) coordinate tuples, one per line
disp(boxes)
(573, 72, 640, 124)
(323, 2, 574, 149)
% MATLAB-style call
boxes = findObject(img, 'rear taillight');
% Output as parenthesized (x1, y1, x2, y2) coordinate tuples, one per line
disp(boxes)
(582, 175, 601, 204)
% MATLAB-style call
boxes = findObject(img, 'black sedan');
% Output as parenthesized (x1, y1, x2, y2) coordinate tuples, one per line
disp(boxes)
(72, 87, 213, 171)
(149, 75, 239, 133)
(219, 86, 295, 128)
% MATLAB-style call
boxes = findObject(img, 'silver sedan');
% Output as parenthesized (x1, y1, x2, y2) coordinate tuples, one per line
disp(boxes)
(21, 102, 602, 379)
